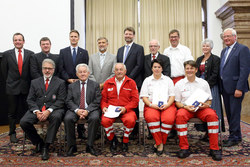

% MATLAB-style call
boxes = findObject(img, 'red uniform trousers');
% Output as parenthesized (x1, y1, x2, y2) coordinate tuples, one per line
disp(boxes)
(144, 103, 177, 146)
(176, 108, 219, 150)
(101, 111, 137, 143)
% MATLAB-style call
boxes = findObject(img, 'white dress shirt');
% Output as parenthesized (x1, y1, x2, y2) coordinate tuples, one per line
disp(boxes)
(75, 79, 89, 113)
(115, 77, 125, 96)
(15, 48, 24, 62)
(123, 42, 133, 62)
(163, 43, 193, 77)
(174, 77, 212, 104)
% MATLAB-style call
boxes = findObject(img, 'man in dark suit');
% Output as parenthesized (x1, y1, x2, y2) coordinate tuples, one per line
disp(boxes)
(1, 33, 34, 143)
(59, 30, 89, 84)
(220, 28, 250, 147)
(144, 39, 171, 78)
(30, 37, 59, 79)
(117, 27, 144, 91)
(59, 30, 89, 139)
(64, 63, 101, 156)
(20, 59, 66, 160)
(117, 27, 144, 139)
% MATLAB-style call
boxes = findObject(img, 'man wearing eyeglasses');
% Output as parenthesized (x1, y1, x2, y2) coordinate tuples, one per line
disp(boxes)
(220, 28, 250, 147)
(20, 59, 66, 160)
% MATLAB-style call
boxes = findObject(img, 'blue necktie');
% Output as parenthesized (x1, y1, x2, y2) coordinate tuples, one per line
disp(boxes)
(123, 45, 130, 63)
(220, 46, 229, 78)
(72, 48, 77, 65)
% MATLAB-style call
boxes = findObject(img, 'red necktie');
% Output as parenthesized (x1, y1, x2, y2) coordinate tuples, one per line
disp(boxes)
(152, 55, 156, 60)
(18, 49, 23, 75)
(79, 82, 85, 109)
(42, 78, 49, 111)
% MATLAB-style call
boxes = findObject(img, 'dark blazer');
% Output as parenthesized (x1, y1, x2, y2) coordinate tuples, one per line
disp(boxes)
(220, 42, 250, 94)
(196, 54, 220, 88)
(59, 46, 89, 81)
(117, 43, 144, 89)
(30, 52, 59, 79)
(66, 79, 101, 113)
(27, 76, 66, 112)
(1, 48, 34, 95)
(144, 52, 171, 79)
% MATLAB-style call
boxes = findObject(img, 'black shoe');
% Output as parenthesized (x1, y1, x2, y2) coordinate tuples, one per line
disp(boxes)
(168, 130, 177, 139)
(122, 142, 128, 152)
(67, 145, 77, 156)
(210, 149, 222, 161)
(152, 145, 157, 153)
(110, 135, 118, 152)
(86, 145, 97, 156)
(41, 147, 50, 160)
(35, 141, 44, 153)
(224, 140, 241, 147)
(10, 134, 18, 143)
(157, 149, 164, 156)
(177, 149, 190, 159)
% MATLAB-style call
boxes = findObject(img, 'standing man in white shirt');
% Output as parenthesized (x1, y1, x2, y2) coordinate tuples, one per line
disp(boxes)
(163, 29, 194, 84)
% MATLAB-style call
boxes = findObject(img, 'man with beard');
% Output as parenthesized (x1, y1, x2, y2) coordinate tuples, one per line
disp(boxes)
(20, 59, 66, 160)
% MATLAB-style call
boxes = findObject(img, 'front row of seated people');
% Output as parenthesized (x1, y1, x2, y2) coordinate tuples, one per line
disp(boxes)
(20, 58, 222, 161)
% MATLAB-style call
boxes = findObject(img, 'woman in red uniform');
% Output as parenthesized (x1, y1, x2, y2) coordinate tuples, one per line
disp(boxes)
(140, 59, 176, 155)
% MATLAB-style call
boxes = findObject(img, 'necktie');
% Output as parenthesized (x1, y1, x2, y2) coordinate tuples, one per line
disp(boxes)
(42, 78, 49, 111)
(220, 46, 229, 77)
(72, 48, 77, 65)
(123, 45, 130, 63)
(152, 55, 156, 60)
(79, 82, 85, 109)
(18, 49, 23, 75)
(100, 53, 105, 68)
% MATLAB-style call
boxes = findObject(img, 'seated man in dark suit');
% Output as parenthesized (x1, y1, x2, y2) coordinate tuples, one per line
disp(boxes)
(30, 37, 59, 79)
(144, 39, 171, 78)
(64, 64, 101, 156)
(20, 59, 66, 160)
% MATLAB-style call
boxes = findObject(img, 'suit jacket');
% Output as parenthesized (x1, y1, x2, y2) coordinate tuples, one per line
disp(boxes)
(59, 46, 89, 81)
(66, 79, 101, 113)
(220, 42, 250, 94)
(1, 48, 34, 95)
(117, 43, 144, 89)
(30, 52, 59, 79)
(26, 76, 66, 112)
(88, 52, 116, 84)
(196, 54, 220, 88)
(144, 52, 171, 79)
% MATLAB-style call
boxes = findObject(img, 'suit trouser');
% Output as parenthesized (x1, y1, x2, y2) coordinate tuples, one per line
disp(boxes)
(64, 110, 100, 148)
(144, 103, 177, 145)
(222, 90, 244, 141)
(7, 94, 28, 135)
(101, 111, 137, 143)
(20, 109, 64, 145)
(176, 108, 219, 150)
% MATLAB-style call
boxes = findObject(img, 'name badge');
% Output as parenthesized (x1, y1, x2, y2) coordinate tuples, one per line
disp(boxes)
(108, 88, 113, 91)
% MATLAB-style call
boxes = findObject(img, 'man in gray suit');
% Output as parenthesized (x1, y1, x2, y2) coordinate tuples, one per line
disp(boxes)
(64, 64, 101, 156)
(20, 59, 66, 160)
(88, 37, 116, 90)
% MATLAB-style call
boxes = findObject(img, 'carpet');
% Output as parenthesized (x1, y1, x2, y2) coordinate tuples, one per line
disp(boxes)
(0, 121, 249, 166)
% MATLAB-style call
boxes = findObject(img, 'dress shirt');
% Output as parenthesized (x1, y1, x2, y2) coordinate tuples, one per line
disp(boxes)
(99, 52, 106, 68)
(33, 76, 53, 114)
(123, 42, 133, 63)
(163, 43, 193, 77)
(174, 77, 212, 104)
(75, 79, 89, 113)
(140, 74, 175, 103)
(115, 77, 125, 96)
(151, 52, 159, 61)
(15, 48, 24, 62)
(224, 42, 236, 64)
(70, 46, 78, 56)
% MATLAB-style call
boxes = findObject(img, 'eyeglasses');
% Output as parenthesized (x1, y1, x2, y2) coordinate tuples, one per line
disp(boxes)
(170, 36, 179, 39)
(42, 67, 54, 71)
(223, 35, 234, 39)
(149, 45, 159, 48)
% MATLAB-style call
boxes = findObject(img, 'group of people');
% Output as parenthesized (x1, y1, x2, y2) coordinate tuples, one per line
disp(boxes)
(1, 27, 250, 162)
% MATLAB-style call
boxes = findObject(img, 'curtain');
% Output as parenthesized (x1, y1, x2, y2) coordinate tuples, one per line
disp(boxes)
(140, 0, 202, 59)
(86, 0, 138, 55)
